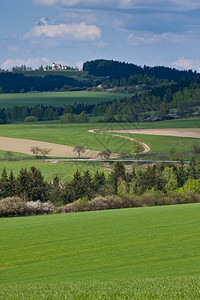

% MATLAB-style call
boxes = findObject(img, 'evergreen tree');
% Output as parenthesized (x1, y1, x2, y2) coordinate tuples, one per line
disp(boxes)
(8, 170, 16, 196)
(15, 168, 29, 199)
(188, 157, 197, 179)
(108, 162, 126, 193)
(82, 170, 93, 199)
(47, 175, 64, 205)
(143, 165, 156, 191)
(65, 170, 84, 202)
(176, 160, 187, 187)
(0, 168, 10, 198)
(92, 171, 106, 193)
(27, 167, 47, 202)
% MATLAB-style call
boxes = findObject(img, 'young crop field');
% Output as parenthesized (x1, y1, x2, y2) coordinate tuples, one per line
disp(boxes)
(0, 91, 128, 108)
(1, 204, 200, 299)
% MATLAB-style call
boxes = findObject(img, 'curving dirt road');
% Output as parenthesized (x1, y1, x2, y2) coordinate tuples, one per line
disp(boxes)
(88, 129, 150, 154)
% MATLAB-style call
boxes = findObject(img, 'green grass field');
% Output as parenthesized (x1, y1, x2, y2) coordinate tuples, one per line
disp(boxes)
(1, 204, 200, 299)
(0, 91, 128, 108)
(20, 70, 89, 80)
(0, 120, 199, 159)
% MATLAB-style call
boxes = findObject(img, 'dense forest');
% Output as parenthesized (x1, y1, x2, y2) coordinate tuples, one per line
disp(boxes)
(83, 59, 199, 81)
(0, 72, 90, 93)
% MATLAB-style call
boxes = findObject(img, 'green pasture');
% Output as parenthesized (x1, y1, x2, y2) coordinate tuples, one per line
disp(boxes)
(1, 204, 200, 298)
(0, 120, 199, 159)
(118, 133, 200, 159)
(0, 91, 128, 108)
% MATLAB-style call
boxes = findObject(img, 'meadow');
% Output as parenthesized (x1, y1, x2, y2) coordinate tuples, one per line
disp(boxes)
(1, 204, 200, 299)
(0, 91, 128, 108)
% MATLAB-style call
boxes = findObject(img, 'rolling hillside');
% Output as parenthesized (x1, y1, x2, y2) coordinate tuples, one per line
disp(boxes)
(1, 204, 200, 298)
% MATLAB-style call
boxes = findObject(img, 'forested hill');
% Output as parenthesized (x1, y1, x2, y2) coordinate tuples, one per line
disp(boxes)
(0, 72, 89, 93)
(83, 59, 199, 81)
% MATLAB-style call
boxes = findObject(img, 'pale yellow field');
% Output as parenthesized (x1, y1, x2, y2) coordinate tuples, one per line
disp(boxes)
(0, 137, 100, 158)
(103, 128, 200, 138)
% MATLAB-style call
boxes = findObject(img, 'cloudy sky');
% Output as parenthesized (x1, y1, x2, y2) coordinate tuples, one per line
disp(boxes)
(1, 0, 200, 71)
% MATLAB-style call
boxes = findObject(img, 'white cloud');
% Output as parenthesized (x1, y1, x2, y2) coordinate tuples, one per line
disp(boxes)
(127, 32, 189, 46)
(32, 0, 200, 11)
(25, 20, 101, 41)
(2, 57, 51, 70)
(172, 57, 200, 73)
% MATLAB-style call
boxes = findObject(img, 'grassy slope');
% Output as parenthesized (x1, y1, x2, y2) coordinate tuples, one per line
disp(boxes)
(0, 91, 128, 108)
(0, 204, 200, 298)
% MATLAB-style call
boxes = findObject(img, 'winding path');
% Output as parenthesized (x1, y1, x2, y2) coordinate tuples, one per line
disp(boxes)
(88, 129, 150, 154)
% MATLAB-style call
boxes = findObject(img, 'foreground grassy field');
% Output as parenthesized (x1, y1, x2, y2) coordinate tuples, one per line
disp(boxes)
(0, 91, 128, 108)
(1, 204, 200, 298)
(1, 276, 200, 299)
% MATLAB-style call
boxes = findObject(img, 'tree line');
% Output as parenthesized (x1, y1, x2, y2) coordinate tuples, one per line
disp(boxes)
(0, 72, 90, 93)
(0, 103, 95, 123)
(0, 158, 200, 206)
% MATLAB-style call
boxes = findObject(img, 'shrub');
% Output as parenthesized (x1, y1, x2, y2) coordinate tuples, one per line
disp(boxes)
(62, 195, 126, 213)
(133, 190, 165, 207)
(0, 197, 27, 217)
(0, 197, 54, 217)
(87, 195, 124, 211)
(26, 200, 54, 215)
(24, 116, 38, 122)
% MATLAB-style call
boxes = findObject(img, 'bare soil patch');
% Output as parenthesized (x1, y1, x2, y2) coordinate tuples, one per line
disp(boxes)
(103, 128, 200, 138)
(0, 137, 100, 158)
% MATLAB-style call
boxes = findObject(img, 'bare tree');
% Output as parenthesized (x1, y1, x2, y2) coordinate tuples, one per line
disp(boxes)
(30, 146, 41, 156)
(73, 145, 85, 158)
(192, 142, 200, 154)
(99, 149, 112, 159)
(40, 148, 52, 157)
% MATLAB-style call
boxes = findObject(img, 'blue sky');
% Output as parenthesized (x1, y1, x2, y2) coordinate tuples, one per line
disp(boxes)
(1, 0, 200, 71)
